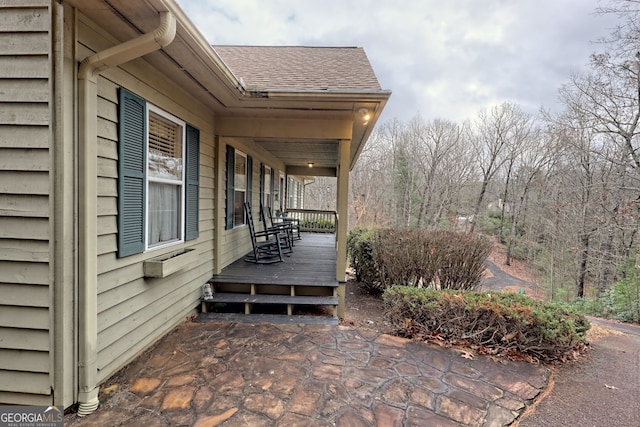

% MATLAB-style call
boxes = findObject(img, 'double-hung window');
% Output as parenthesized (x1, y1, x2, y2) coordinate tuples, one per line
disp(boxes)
(288, 177, 295, 209)
(147, 106, 184, 248)
(261, 164, 272, 210)
(233, 150, 247, 226)
(278, 173, 285, 212)
(117, 88, 199, 258)
(225, 145, 252, 229)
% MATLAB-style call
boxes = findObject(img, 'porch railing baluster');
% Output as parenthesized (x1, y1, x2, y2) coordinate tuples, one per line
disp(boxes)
(284, 208, 337, 233)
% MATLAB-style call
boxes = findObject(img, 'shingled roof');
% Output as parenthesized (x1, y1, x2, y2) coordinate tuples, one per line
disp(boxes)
(213, 45, 383, 92)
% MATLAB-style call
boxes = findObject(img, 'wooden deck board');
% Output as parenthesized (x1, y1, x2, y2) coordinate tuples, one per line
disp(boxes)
(211, 232, 338, 287)
(204, 293, 338, 305)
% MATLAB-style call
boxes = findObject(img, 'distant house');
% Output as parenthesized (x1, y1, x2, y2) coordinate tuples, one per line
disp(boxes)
(0, 0, 389, 410)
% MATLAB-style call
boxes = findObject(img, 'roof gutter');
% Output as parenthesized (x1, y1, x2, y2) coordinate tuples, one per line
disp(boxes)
(252, 89, 392, 101)
(76, 10, 176, 416)
(156, 0, 246, 95)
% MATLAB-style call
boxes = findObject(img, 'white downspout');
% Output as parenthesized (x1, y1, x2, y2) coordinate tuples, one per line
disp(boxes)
(76, 11, 176, 416)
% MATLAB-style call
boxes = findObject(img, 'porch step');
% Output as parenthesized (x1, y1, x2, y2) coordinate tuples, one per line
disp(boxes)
(201, 290, 338, 318)
(209, 274, 339, 287)
(196, 312, 339, 326)
(205, 232, 340, 323)
(204, 293, 338, 306)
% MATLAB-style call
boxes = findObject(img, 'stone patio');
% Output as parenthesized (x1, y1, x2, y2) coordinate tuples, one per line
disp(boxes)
(65, 321, 550, 426)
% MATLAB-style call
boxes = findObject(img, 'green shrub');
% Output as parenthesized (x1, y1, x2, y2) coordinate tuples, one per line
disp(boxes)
(573, 296, 606, 317)
(549, 284, 576, 304)
(607, 266, 640, 323)
(507, 239, 541, 262)
(347, 226, 382, 291)
(572, 258, 640, 323)
(383, 286, 590, 363)
(477, 213, 502, 236)
(300, 218, 335, 230)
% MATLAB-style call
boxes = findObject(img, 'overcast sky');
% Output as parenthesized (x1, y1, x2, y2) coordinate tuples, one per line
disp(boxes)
(177, 0, 619, 123)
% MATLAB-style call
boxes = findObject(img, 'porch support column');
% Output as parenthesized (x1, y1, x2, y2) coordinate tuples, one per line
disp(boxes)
(336, 139, 350, 317)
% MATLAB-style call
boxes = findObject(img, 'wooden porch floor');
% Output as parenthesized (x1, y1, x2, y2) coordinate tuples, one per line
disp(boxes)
(210, 232, 338, 287)
(204, 233, 339, 324)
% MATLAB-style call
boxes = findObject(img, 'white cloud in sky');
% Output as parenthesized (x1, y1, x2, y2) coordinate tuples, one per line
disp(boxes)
(176, 0, 618, 123)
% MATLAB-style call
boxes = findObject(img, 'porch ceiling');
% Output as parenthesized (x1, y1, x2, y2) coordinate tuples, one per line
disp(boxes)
(69, 0, 390, 172)
(258, 139, 338, 176)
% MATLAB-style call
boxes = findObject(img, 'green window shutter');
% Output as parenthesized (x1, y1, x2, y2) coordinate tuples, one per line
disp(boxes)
(117, 88, 146, 257)
(270, 169, 275, 209)
(246, 155, 253, 206)
(185, 124, 200, 241)
(225, 145, 235, 230)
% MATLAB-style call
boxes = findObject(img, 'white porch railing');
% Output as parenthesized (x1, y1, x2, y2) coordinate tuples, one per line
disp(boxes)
(283, 209, 337, 233)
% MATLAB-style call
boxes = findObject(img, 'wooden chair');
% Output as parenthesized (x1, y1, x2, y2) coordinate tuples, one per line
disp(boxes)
(260, 204, 294, 252)
(244, 202, 284, 264)
(269, 206, 301, 240)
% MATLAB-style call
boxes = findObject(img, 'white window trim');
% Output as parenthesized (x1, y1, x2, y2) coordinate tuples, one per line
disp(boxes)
(234, 149, 248, 228)
(264, 165, 271, 208)
(145, 103, 186, 251)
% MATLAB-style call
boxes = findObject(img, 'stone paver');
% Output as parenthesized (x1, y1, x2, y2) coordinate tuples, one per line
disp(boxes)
(65, 321, 550, 426)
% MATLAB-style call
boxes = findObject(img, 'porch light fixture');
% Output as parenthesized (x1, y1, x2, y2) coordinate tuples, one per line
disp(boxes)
(307, 162, 314, 168)
(358, 107, 371, 124)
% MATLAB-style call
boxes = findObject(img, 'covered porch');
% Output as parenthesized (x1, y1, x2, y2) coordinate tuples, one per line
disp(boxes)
(210, 46, 389, 320)
(204, 232, 340, 325)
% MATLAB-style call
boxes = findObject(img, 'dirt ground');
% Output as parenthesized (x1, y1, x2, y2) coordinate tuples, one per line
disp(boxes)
(341, 274, 393, 333)
(485, 240, 539, 284)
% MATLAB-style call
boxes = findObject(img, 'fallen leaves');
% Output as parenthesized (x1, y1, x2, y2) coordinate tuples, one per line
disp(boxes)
(460, 350, 474, 360)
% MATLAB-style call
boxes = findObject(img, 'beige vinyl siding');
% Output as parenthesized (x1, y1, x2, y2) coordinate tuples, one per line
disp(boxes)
(0, 0, 52, 405)
(78, 12, 216, 384)
(0, 391, 52, 406)
(0, 56, 49, 79)
(220, 226, 251, 268)
(218, 137, 272, 269)
(216, 145, 291, 269)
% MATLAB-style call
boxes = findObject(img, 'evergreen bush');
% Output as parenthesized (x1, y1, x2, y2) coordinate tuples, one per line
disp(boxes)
(383, 286, 590, 363)
(346, 226, 381, 290)
(572, 258, 640, 323)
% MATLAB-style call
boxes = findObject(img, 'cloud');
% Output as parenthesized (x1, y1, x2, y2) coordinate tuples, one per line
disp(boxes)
(177, 0, 619, 123)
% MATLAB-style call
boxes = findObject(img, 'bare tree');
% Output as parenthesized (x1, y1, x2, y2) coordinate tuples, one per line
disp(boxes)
(496, 108, 535, 243)
(544, 4, 640, 297)
(341, 3, 640, 302)
(504, 126, 560, 266)
(305, 176, 336, 211)
(430, 120, 476, 229)
(597, 0, 640, 59)
(413, 118, 465, 229)
(349, 125, 394, 226)
(468, 102, 525, 233)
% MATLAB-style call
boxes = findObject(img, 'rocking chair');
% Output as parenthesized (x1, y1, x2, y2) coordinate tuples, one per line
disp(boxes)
(260, 204, 294, 252)
(244, 202, 284, 264)
(268, 206, 301, 240)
